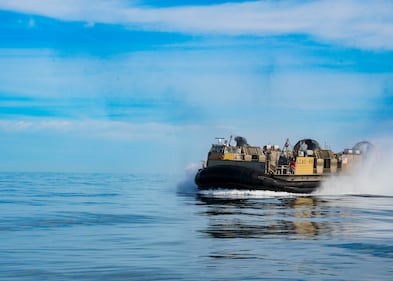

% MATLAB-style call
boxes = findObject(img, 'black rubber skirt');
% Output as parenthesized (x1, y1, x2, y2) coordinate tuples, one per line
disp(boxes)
(195, 165, 320, 193)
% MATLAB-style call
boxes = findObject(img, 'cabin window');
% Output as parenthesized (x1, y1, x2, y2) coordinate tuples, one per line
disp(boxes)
(225, 146, 237, 153)
(324, 159, 331, 169)
(210, 145, 224, 153)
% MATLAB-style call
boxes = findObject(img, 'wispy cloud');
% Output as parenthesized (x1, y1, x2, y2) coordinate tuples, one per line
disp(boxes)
(1, 0, 393, 49)
(1, 48, 391, 127)
(0, 119, 177, 140)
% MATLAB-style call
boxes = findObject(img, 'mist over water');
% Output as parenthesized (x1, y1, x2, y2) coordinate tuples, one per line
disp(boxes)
(176, 163, 199, 195)
(317, 140, 393, 196)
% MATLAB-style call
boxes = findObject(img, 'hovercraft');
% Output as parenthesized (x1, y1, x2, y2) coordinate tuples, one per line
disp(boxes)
(195, 136, 371, 193)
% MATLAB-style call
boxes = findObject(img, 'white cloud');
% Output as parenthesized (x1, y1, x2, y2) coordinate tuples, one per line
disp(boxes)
(0, 118, 202, 141)
(0, 119, 72, 133)
(1, 0, 393, 49)
(0, 48, 390, 120)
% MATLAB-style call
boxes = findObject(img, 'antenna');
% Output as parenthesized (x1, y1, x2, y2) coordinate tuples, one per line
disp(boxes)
(215, 137, 225, 144)
(282, 138, 290, 152)
(283, 138, 290, 148)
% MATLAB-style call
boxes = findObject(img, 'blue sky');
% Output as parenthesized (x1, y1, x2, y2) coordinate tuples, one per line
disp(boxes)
(0, 0, 392, 173)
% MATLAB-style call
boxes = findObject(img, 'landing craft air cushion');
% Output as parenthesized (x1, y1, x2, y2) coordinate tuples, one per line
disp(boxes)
(195, 136, 372, 193)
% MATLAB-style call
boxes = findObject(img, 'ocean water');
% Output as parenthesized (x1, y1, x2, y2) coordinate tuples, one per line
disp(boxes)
(0, 172, 392, 280)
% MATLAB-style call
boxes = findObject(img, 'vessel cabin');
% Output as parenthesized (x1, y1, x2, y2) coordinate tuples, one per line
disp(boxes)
(204, 137, 367, 176)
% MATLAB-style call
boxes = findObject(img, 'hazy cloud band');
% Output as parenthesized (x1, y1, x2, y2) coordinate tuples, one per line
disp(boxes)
(1, 0, 393, 49)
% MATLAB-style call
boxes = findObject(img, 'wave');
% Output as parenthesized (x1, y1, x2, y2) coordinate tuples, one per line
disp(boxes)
(198, 189, 305, 199)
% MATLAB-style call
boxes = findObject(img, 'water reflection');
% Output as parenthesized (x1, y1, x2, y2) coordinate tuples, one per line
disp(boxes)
(197, 195, 338, 239)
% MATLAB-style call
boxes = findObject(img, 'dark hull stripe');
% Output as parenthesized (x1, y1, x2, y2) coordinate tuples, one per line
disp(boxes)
(195, 165, 321, 194)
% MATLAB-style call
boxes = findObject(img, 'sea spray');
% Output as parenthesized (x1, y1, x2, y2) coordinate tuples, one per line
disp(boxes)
(176, 163, 199, 195)
(198, 189, 302, 199)
(316, 139, 393, 196)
